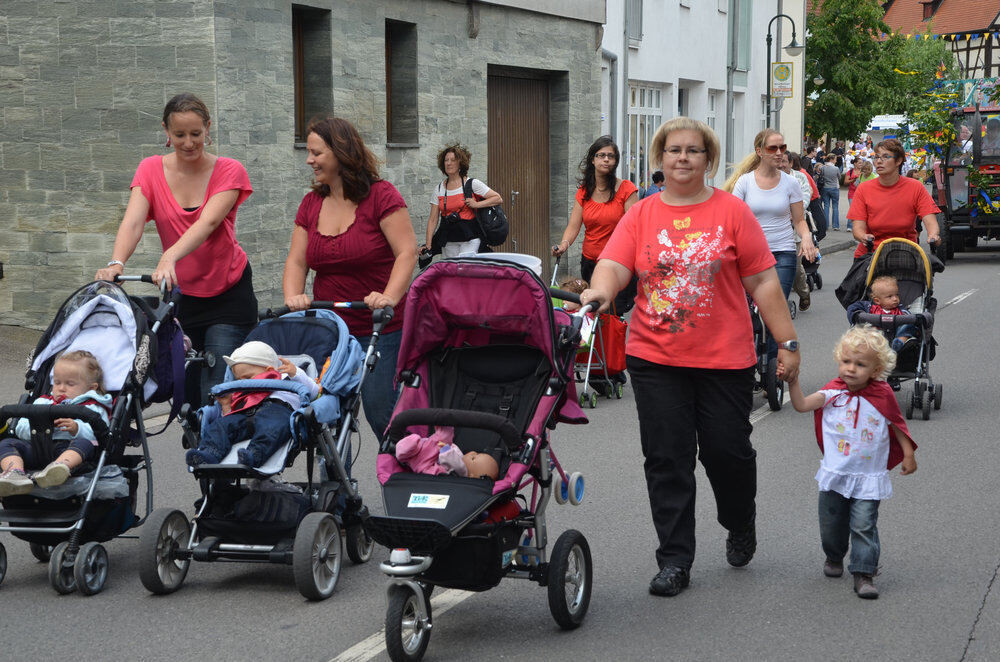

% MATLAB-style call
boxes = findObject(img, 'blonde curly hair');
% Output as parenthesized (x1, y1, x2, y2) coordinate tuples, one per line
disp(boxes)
(834, 325, 896, 381)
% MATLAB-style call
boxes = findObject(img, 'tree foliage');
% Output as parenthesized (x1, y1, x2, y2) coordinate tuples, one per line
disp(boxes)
(804, 0, 957, 141)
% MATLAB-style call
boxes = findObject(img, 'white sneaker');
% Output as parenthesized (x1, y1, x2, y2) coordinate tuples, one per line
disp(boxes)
(0, 467, 34, 497)
(33, 461, 72, 488)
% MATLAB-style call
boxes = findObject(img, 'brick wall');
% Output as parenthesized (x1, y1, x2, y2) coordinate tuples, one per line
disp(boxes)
(0, 0, 602, 328)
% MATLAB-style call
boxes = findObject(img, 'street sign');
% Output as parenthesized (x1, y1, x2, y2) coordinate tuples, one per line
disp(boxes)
(771, 62, 793, 98)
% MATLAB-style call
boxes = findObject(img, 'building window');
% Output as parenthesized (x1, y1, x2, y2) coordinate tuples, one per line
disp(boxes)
(735, 0, 752, 72)
(761, 96, 768, 132)
(292, 5, 332, 142)
(386, 19, 418, 145)
(627, 0, 643, 45)
(626, 84, 662, 189)
(677, 88, 688, 117)
(707, 90, 719, 130)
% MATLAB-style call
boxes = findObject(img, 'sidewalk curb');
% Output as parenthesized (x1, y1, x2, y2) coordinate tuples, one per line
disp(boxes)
(820, 238, 857, 255)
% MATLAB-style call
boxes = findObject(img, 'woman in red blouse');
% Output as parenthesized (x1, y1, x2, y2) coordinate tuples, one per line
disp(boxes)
(282, 117, 417, 438)
(552, 136, 639, 313)
(580, 118, 800, 598)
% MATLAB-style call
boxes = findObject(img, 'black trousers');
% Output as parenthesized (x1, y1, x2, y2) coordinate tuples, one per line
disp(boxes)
(627, 356, 757, 570)
(581, 255, 636, 316)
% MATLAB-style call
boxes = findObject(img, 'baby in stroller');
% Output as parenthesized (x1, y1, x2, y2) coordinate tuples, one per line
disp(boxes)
(0, 351, 113, 495)
(847, 276, 918, 363)
(394, 426, 499, 479)
(185, 340, 319, 468)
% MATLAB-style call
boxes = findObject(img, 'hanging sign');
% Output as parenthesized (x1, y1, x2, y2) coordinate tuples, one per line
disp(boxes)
(771, 62, 793, 98)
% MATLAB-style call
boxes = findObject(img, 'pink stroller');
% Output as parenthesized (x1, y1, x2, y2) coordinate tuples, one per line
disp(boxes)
(364, 257, 593, 662)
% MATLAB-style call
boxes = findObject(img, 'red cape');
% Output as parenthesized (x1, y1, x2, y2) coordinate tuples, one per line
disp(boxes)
(813, 378, 916, 470)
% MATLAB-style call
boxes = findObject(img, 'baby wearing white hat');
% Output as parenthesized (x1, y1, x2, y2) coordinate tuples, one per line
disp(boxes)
(185, 340, 319, 468)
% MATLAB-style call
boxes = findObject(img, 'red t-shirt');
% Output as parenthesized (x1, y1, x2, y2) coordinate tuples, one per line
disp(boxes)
(294, 180, 407, 336)
(600, 189, 776, 369)
(577, 179, 639, 260)
(803, 170, 820, 201)
(131, 155, 252, 297)
(847, 176, 940, 258)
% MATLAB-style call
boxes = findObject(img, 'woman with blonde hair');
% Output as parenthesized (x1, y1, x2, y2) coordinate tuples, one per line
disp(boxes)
(725, 129, 817, 359)
(580, 117, 801, 597)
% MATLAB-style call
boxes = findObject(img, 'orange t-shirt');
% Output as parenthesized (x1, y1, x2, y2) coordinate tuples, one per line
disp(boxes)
(577, 179, 639, 260)
(847, 176, 940, 258)
(599, 190, 776, 369)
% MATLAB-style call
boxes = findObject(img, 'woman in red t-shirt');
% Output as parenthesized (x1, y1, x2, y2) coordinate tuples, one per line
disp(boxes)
(848, 138, 940, 260)
(282, 118, 417, 438)
(95, 93, 256, 405)
(552, 136, 639, 313)
(579, 118, 800, 598)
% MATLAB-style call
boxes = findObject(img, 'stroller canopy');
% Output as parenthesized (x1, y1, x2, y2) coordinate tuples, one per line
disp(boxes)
(396, 259, 560, 376)
(867, 238, 933, 307)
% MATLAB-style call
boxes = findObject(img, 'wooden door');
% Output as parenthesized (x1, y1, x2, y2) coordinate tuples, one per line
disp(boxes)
(488, 73, 550, 280)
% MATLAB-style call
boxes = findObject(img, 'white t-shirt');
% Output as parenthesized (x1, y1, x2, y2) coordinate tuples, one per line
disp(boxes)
(815, 389, 892, 500)
(429, 178, 491, 206)
(731, 171, 803, 252)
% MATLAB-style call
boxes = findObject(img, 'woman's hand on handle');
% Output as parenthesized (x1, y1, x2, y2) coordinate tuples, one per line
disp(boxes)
(800, 236, 819, 262)
(551, 239, 570, 257)
(364, 291, 396, 310)
(95, 263, 125, 282)
(578, 288, 608, 314)
(151, 253, 179, 290)
(284, 293, 312, 311)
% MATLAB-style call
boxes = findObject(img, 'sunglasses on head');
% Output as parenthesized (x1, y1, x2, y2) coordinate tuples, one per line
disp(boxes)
(763, 144, 788, 154)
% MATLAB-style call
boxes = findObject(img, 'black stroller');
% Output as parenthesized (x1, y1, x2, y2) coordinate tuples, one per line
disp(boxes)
(0, 277, 183, 594)
(139, 303, 389, 600)
(364, 257, 593, 662)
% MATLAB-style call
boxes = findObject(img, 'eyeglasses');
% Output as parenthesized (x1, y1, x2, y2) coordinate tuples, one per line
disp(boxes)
(663, 147, 707, 157)
(594, 152, 617, 160)
(763, 144, 788, 154)
(872, 154, 895, 161)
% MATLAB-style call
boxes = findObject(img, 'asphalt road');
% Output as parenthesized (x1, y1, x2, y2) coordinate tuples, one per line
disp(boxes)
(2, 239, 999, 662)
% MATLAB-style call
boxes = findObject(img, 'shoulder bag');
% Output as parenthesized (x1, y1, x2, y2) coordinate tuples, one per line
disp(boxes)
(463, 178, 509, 247)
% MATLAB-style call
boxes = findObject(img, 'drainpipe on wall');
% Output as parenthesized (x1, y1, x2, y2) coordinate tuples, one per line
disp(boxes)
(774, 0, 782, 133)
(725, 0, 737, 177)
(603, 48, 618, 141)
(622, 0, 630, 151)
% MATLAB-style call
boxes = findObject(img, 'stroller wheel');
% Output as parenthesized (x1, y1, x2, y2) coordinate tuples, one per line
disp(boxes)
(568, 472, 585, 506)
(814, 272, 823, 290)
(345, 524, 374, 565)
(139, 508, 191, 595)
(48, 541, 76, 594)
(615, 382, 624, 399)
(589, 392, 598, 409)
(547, 529, 592, 630)
(765, 358, 784, 411)
(934, 383, 943, 410)
(293, 512, 342, 601)
(29, 542, 52, 563)
(0, 542, 6, 587)
(74, 542, 109, 596)
(386, 584, 432, 662)
(788, 300, 797, 319)
(553, 472, 568, 505)
(905, 392, 915, 419)
(921, 390, 933, 421)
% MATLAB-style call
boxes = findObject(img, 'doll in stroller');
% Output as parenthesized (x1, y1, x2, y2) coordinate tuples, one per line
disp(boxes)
(364, 256, 594, 662)
(0, 277, 183, 595)
(138, 302, 390, 600)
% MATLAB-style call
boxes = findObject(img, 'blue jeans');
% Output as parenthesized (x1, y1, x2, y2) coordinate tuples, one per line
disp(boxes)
(765, 251, 797, 360)
(818, 490, 880, 575)
(354, 328, 402, 442)
(185, 322, 254, 407)
(189, 401, 291, 467)
(821, 187, 840, 229)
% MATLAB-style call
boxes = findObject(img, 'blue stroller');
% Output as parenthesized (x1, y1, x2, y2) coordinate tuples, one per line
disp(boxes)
(138, 304, 390, 600)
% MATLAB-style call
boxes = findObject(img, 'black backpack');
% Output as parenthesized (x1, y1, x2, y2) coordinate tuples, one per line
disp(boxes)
(463, 178, 509, 247)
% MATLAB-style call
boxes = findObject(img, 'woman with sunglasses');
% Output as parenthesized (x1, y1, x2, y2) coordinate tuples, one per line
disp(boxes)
(847, 138, 939, 263)
(724, 129, 817, 358)
(552, 136, 639, 314)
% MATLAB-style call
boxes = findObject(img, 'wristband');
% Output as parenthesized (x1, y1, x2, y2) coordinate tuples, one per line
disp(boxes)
(107, 260, 125, 268)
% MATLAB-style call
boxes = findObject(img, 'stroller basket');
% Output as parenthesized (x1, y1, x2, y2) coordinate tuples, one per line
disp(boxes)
(365, 516, 452, 555)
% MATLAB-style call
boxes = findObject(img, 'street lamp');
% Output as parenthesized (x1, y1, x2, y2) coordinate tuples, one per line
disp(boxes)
(810, 59, 824, 86)
(765, 13, 804, 123)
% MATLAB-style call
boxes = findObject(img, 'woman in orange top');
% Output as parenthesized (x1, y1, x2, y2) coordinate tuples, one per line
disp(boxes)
(552, 136, 639, 313)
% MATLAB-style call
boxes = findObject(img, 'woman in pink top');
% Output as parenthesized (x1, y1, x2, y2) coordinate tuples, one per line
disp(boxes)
(282, 117, 417, 438)
(579, 117, 800, 598)
(95, 94, 255, 404)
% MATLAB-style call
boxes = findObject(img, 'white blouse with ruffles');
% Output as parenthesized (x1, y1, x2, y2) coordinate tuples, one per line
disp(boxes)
(815, 389, 892, 500)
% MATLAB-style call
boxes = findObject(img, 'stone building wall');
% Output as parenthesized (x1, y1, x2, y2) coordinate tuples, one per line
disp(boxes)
(0, 0, 603, 328)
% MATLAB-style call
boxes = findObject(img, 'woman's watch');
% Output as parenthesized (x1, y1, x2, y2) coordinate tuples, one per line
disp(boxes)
(107, 260, 125, 268)
(779, 340, 799, 352)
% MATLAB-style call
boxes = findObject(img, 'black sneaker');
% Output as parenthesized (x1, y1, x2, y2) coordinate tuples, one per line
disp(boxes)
(726, 518, 756, 567)
(649, 565, 690, 597)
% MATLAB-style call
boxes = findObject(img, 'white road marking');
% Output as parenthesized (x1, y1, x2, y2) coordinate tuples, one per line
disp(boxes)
(941, 288, 978, 308)
(330, 588, 472, 662)
(749, 390, 791, 425)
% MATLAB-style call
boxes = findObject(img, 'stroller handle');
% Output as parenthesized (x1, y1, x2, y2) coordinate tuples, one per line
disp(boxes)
(384, 408, 522, 452)
(262, 302, 394, 325)
(0, 404, 111, 441)
(113, 274, 180, 305)
(852, 312, 930, 329)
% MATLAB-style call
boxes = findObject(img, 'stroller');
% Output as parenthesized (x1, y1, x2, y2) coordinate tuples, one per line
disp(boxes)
(848, 238, 942, 420)
(364, 257, 593, 662)
(0, 277, 183, 594)
(749, 297, 784, 411)
(138, 303, 390, 600)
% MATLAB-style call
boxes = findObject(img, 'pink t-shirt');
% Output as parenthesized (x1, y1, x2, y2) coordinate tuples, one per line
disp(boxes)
(294, 180, 407, 336)
(600, 189, 776, 369)
(131, 156, 253, 297)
